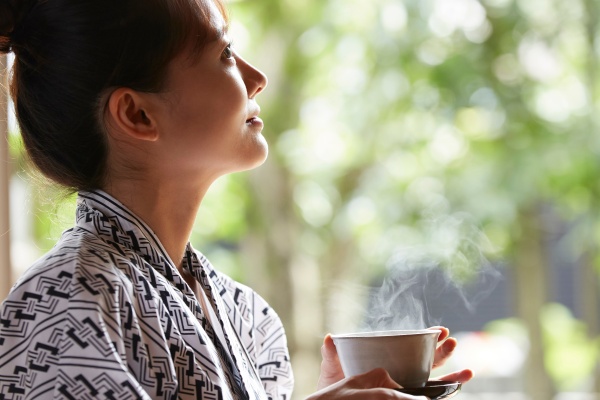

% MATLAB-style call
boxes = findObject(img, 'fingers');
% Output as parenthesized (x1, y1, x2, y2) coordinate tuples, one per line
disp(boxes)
(433, 369, 474, 383)
(428, 326, 449, 343)
(428, 326, 456, 368)
(349, 370, 431, 399)
(351, 368, 402, 390)
(433, 336, 457, 367)
(310, 368, 431, 400)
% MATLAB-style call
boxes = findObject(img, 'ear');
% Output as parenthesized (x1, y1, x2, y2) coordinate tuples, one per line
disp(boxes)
(106, 88, 160, 142)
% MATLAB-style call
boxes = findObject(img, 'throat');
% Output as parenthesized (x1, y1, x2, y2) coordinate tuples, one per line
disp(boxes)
(181, 267, 199, 295)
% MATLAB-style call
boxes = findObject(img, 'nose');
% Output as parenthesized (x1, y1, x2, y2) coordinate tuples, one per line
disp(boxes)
(238, 55, 268, 99)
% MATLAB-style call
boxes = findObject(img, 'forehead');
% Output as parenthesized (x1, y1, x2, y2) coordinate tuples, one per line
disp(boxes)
(164, 1, 228, 71)
(173, 0, 229, 67)
(202, 0, 229, 41)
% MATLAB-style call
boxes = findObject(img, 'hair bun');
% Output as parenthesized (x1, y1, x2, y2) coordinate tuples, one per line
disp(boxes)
(0, 0, 34, 53)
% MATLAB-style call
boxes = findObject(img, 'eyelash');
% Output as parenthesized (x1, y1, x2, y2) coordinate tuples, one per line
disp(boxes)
(223, 42, 234, 59)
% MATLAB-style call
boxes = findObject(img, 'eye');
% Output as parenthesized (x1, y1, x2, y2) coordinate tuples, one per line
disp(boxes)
(223, 42, 234, 59)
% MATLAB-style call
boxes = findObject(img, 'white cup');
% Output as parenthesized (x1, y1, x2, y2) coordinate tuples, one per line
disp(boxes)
(331, 329, 441, 388)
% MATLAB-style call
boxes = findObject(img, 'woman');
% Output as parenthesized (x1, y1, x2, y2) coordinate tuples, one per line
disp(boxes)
(0, 0, 472, 398)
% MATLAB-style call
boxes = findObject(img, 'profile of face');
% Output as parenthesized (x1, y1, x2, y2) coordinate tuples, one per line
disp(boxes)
(159, 1, 269, 181)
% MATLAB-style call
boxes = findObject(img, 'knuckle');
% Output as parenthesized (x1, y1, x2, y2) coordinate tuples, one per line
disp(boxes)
(371, 388, 400, 400)
(346, 374, 362, 386)
(370, 367, 389, 377)
(320, 344, 329, 358)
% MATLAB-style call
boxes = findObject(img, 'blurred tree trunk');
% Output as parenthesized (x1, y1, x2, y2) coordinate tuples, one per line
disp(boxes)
(583, 1, 600, 395)
(514, 205, 555, 400)
(580, 251, 600, 398)
(240, 13, 326, 396)
(245, 159, 298, 346)
(246, 158, 327, 398)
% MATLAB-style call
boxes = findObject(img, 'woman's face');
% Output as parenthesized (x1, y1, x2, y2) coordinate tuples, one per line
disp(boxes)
(153, 1, 268, 183)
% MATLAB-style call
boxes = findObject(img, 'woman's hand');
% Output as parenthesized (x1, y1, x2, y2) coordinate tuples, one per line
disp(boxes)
(316, 327, 474, 391)
(429, 326, 474, 383)
(308, 368, 428, 400)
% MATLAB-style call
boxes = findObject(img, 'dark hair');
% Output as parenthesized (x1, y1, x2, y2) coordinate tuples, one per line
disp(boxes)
(0, 0, 227, 190)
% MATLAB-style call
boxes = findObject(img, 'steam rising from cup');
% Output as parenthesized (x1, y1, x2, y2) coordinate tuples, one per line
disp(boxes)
(328, 214, 503, 333)
(361, 236, 502, 332)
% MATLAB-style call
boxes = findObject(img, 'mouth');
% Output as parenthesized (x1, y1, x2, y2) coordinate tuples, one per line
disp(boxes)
(246, 116, 263, 125)
(246, 105, 261, 124)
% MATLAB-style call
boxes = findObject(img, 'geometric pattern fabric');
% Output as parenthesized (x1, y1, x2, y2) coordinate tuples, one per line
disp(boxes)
(0, 191, 294, 399)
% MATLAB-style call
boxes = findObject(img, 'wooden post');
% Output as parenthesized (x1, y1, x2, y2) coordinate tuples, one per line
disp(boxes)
(0, 54, 11, 302)
(514, 206, 555, 400)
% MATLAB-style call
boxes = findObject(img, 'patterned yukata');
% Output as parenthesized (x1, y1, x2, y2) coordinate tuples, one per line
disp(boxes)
(0, 191, 294, 399)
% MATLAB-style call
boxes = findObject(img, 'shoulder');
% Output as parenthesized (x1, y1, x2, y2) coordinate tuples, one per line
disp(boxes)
(1, 227, 152, 348)
(0, 229, 163, 398)
(9, 227, 137, 302)
(1, 229, 139, 338)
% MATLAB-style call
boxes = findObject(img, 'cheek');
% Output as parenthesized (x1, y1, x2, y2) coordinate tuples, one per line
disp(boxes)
(162, 73, 249, 139)
(212, 74, 250, 113)
(183, 91, 245, 130)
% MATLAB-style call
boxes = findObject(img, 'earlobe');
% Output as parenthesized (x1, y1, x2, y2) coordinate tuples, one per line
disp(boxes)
(106, 88, 160, 142)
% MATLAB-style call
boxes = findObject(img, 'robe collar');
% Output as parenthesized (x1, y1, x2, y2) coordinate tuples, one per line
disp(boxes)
(76, 190, 267, 400)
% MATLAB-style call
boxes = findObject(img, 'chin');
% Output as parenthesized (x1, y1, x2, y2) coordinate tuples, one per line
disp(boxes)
(237, 137, 269, 172)
(248, 142, 269, 169)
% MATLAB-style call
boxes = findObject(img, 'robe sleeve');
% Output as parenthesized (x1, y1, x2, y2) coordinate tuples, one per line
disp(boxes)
(56, 261, 157, 400)
(0, 253, 164, 400)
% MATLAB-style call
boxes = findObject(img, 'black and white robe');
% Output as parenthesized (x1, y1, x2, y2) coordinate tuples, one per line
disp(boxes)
(0, 191, 294, 399)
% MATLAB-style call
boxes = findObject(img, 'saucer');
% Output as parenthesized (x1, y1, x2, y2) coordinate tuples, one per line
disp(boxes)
(395, 380, 462, 399)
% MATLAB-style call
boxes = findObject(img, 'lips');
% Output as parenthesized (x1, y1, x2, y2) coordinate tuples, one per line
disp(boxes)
(246, 116, 263, 126)
(246, 106, 261, 124)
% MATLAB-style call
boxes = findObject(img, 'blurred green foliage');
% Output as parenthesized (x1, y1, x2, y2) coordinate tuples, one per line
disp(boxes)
(541, 303, 600, 390)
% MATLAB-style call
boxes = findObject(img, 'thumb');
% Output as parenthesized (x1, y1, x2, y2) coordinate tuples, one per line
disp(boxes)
(317, 334, 346, 390)
(321, 334, 339, 363)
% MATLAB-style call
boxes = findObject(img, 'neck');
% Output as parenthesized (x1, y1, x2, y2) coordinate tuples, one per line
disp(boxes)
(103, 177, 210, 271)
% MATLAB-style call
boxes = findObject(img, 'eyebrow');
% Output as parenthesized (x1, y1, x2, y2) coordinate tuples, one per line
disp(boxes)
(211, 23, 230, 43)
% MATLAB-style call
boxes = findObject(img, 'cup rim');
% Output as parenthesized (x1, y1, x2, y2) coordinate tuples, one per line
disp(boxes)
(331, 329, 442, 339)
